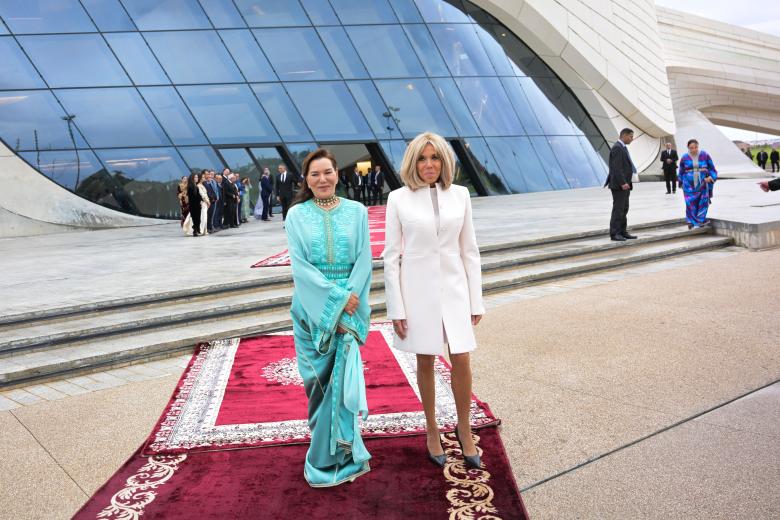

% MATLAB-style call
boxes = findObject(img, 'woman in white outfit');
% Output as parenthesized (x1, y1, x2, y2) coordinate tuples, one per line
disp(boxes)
(383, 132, 485, 468)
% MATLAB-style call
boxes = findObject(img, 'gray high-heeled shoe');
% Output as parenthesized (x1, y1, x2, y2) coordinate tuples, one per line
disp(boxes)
(454, 429, 481, 469)
(427, 435, 447, 467)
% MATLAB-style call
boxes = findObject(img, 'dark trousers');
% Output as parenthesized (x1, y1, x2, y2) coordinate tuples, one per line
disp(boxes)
(207, 201, 216, 231)
(772, 161, 779, 173)
(261, 191, 271, 220)
(280, 195, 292, 220)
(663, 168, 677, 193)
(213, 200, 222, 230)
(191, 203, 202, 235)
(226, 200, 238, 227)
(369, 185, 383, 205)
(610, 188, 630, 238)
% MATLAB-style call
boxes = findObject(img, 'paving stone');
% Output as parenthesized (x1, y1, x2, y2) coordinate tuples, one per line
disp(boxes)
(23, 385, 68, 401)
(1, 389, 43, 406)
(0, 394, 20, 411)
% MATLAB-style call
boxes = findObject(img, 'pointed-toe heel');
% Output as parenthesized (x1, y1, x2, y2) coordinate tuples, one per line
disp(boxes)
(454, 429, 481, 469)
(428, 452, 446, 467)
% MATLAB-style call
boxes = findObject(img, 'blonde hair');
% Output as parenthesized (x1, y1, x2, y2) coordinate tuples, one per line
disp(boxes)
(398, 132, 454, 190)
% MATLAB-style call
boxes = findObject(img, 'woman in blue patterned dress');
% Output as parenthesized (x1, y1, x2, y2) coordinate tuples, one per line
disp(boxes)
(678, 139, 718, 228)
(285, 148, 372, 487)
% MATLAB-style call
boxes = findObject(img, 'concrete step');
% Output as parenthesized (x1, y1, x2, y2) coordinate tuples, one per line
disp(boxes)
(0, 222, 696, 355)
(0, 222, 733, 389)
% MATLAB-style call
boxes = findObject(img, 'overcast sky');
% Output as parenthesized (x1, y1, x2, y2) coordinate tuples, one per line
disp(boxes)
(654, 1, 780, 141)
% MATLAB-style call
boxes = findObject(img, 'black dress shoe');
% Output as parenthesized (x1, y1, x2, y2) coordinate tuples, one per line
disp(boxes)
(611, 235, 627, 241)
(454, 429, 481, 469)
(623, 233, 637, 239)
(666, 191, 671, 194)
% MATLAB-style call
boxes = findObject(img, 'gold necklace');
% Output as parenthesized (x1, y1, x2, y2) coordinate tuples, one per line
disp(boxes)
(313, 195, 338, 207)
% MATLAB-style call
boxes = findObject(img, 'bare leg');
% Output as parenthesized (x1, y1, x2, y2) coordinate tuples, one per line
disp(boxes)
(417, 354, 443, 456)
(450, 352, 477, 456)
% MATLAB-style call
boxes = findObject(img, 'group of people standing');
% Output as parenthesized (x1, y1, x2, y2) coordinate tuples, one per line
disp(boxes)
(176, 168, 252, 236)
(608, 129, 719, 238)
(339, 165, 386, 205)
(751, 147, 780, 172)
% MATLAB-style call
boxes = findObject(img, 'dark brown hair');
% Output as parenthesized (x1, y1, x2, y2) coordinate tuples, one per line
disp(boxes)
(292, 148, 338, 206)
(687, 139, 699, 147)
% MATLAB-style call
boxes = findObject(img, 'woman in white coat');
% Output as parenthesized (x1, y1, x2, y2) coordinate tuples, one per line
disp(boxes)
(383, 132, 485, 469)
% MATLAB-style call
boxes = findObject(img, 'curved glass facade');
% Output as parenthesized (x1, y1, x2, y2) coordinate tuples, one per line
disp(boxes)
(0, 0, 608, 219)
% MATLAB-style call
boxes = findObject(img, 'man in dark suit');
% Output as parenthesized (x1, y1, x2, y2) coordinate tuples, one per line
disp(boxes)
(605, 128, 637, 242)
(770, 148, 779, 173)
(758, 178, 780, 192)
(259, 168, 273, 221)
(275, 163, 296, 221)
(213, 173, 224, 230)
(351, 167, 364, 204)
(660, 142, 679, 194)
(222, 169, 239, 228)
(757, 150, 769, 170)
(368, 165, 385, 205)
(204, 170, 218, 233)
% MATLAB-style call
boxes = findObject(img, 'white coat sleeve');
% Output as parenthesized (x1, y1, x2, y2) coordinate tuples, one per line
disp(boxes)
(382, 192, 406, 320)
(458, 189, 485, 315)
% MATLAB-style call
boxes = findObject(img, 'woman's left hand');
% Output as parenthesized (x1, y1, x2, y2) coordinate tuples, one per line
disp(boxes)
(471, 315, 482, 326)
(705, 177, 714, 183)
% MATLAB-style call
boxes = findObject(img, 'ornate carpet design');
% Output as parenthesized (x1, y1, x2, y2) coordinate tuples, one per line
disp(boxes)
(251, 205, 386, 267)
(144, 322, 497, 455)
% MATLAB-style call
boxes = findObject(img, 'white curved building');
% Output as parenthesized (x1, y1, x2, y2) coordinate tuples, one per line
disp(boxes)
(0, 0, 776, 236)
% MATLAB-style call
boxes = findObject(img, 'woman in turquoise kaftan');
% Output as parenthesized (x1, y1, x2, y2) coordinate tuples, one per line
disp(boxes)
(285, 149, 372, 487)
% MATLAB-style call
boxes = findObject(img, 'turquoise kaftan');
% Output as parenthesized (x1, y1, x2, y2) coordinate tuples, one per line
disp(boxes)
(285, 198, 372, 487)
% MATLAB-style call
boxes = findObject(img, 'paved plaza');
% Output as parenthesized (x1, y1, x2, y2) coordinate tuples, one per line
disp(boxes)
(1, 179, 779, 519)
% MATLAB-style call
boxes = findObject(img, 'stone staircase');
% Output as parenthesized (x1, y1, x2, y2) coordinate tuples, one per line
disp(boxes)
(0, 219, 733, 389)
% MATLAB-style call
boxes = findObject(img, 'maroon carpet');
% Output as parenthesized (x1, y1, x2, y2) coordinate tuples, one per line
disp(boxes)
(75, 428, 528, 519)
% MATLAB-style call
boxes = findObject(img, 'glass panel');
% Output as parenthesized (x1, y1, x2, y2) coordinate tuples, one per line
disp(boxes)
(317, 26, 368, 80)
(235, 0, 310, 27)
(449, 142, 477, 194)
(518, 77, 577, 135)
(0, 0, 96, 34)
(456, 77, 524, 136)
(284, 82, 374, 141)
(546, 135, 600, 188)
(139, 86, 207, 145)
(402, 25, 449, 77)
(0, 37, 45, 89)
(145, 31, 244, 84)
(413, 0, 469, 23)
(177, 84, 279, 144)
(389, 0, 423, 22)
(578, 135, 608, 183)
(220, 147, 260, 180)
(286, 142, 318, 170)
(374, 79, 455, 138)
(486, 136, 553, 192)
(254, 28, 339, 81)
(379, 140, 407, 173)
(20, 149, 104, 192)
(473, 23, 515, 76)
(55, 88, 170, 148)
(178, 146, 224, 173)
(250, 83, 313, 142)
(249, 146, 284, 171)
(346, 25, 425, 79)
(430, 77, 479, 136)
(104, 33, 169, 85)
(428, 24, 495, 77)
(81, 0, 136, 31)
(300, 0, 339, 25)
(480, 24, 551, 77)
(346, 81, 400, 140)
(200, 0, 245, 28)
(95, 147, 190, 218)
(0, 21, 7, 34)
(0, 90, 88, 151)
(461, 137, 508, 195)
(499, 76, 543, 135)
(330, 0, 398, 24)
(528, 136, 571, 190)
(19, 34, 129, 88)
(461, 0, 497, 24)
(122, 0, 210, 31)
(219, 30, 277, 82)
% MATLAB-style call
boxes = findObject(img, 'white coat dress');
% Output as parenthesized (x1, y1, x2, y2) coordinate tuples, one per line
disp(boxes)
(383, 183, 484, 355)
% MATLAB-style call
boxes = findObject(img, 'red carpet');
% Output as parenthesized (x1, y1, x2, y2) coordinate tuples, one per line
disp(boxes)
(252, 205, 386, 267)
(75, 323, 528, 519)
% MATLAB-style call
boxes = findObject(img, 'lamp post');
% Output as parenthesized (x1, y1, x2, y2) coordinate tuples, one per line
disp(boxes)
(61, 114, 80, 191)
(382, 105, 400, 140)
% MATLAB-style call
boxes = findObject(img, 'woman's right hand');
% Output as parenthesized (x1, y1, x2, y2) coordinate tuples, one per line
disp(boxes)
(392, 319, 408, 339)
(344, 293, 359, 315)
